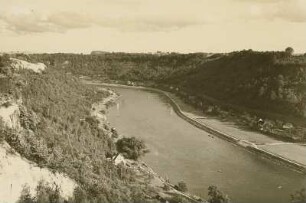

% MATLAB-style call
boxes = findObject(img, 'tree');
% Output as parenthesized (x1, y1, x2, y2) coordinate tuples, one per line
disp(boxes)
(36, 180, 62, 203)
(0, 54, 13, 77)
(169, 195, 189, 203)
(73, 187, 89, 203)
(163, 183, 171, 191)
(291, 188, 306, 203)
(116, 137, 149, 160)
(18, 184, 34, 203)
(175, 181, 188, 192)
(207, 186, 230, 203)
(0, 54, 10, 67)
(285, 47, 294, 57)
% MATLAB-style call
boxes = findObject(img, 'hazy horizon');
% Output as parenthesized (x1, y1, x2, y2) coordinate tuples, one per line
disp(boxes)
(1, 49, 305, 55)
(1, 0, 306, 53)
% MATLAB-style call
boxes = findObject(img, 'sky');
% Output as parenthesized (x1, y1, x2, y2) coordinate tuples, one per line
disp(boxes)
(0, 0, 306, 53)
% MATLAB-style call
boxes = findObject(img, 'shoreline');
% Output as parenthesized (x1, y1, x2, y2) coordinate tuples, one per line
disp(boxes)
(88, 81, 306, 175)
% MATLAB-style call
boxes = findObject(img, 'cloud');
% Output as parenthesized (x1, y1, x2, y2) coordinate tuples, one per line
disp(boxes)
(95, 15, 205, 32)
(240, 0, 306, 23)
(0, 9, 206, 34)
(235, 0, 286, 3)
(275, 0, 306, 22)
(48, 12, 93, 29)
(0, 10, 94, 34)
(0, 11, 52, 33)
(1, 0, 305, 35)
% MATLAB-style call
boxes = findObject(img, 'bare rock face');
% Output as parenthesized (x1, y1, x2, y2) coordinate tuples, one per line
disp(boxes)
(10, 58, 46, 73)
(0, 102, 21, 130)
(0, 142, 76, 203)
(0, 101, 76, 202)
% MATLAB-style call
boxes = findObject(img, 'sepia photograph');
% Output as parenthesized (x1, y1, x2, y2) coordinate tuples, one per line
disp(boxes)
(0, 0, 306, 202)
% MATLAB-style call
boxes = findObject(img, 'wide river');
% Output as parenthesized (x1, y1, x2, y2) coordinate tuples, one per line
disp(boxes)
(106, 86, 306, 203)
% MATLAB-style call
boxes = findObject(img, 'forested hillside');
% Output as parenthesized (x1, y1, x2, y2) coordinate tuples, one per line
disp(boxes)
(29, 52, 209, 81)
(28, 51, 306, 117)
(28, 50, 306, 141)
(0, 56, 165, 202)
(166, 51, 306, 119)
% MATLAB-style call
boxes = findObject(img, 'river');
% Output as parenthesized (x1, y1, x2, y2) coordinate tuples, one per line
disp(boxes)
(106, 86, 306, 203)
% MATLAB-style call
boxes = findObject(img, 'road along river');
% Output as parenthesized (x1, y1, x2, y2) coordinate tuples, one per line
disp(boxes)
(105, 86, 306, 203)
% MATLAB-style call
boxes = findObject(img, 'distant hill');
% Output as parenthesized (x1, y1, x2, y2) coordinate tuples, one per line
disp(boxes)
(28, 50, 306, 141)
(91, 50, 110, 55)
(29, 50, 306, 119)
(165, 51, 306, 119)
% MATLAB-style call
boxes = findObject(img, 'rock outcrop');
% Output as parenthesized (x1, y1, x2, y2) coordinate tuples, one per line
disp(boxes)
(10, 58, 46, 73)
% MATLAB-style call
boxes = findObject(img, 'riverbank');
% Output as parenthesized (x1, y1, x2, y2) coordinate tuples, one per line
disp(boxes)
(86, 81, 306, 175)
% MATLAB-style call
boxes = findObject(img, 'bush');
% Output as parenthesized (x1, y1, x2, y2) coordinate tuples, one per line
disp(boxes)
(35, 180, 62, 203)
(116, 137, 149, 160)
(18, 184, 34, 203)
(18, 181, 64, 203)
(163, 183, 171, 191)
(0, 54, 13, 77)
(291, 188, 306, 203)
(207, 185, 230, 203)
(175, 181, 188, 192)
(2, 101, 12, 108)
(168, 195, 189, 203)
(0, 119, 5, 143)
(0, 54, 10, 68)
(72, 187, 89, 203)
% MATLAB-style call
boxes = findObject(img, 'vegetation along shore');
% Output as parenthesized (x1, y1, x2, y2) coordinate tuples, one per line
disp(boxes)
(1, 49, 306, 202)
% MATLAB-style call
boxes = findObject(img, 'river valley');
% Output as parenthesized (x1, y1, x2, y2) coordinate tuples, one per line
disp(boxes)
(106, 86, 306, 203)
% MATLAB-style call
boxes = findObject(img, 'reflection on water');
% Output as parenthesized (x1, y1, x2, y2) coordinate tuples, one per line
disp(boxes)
(107, 86, 306, 203)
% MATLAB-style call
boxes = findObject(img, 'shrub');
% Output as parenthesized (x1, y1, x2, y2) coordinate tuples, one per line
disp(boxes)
(18, 184, 34, 203)
(18, 181, 63, 203)
(0, 119, 5, 143)
(175, 181, 188, 192)
(116, 137, 149, 160)
(35, 180, 62, 203)
(207, 185, 230, 203)
(168, 195, 189, 203)
(72, 187, 89, 203)
(291, 188, 306, 203)
(0, 54, 10, 68)
(163, 183, 171, 191)
(2, 101, 12, 108)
